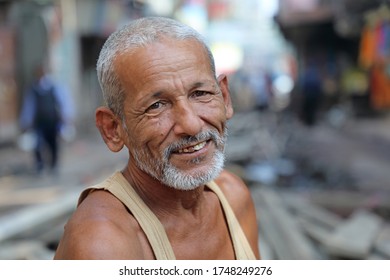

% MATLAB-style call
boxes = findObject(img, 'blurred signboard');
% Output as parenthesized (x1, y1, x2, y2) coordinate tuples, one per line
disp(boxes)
(277, 0, 333, 26)
(284, 0, 320, 12)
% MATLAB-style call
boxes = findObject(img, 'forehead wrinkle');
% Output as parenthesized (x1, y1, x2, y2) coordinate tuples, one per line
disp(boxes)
(192, 80, 218, 89)
(118, 39, 216, 104)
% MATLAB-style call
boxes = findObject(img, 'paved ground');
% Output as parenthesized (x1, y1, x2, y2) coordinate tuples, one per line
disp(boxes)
(0, 126, 128, 216)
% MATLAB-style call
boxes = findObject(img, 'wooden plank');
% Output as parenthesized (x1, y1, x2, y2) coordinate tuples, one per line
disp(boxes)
(306, 190, 390, 213)
(297, 215, 387, 260)
(282, 191, 390, 259)
(258, 230, 276, 260)
(296, 216, 331, 245)
(324, 209, 383, 259)
(252, 186, 322, 259)
(0, 190, 79, 242)
(374, 223, 390, 258)
(0, 187, 63, 206)
(255, 195, 287, 259)
(281, 191, 342, 229)
(15, 214, 68, 243)
(366, 253, 388, 260)
(0, 240, 54, 260)
(36, 217, 69, 253)
(294, 217, 330, 259)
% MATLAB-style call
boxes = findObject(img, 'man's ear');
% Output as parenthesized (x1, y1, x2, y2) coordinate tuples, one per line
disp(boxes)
(217, 74, 234, 119)
(95, 106, 125, 152)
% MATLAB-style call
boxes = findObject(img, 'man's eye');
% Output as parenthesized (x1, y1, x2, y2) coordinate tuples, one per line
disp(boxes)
(148, 101, 164, 111)
(192, 91, 210, 98)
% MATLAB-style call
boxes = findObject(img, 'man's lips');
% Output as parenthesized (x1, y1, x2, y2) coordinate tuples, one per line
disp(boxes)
(174, 140, 208, 154)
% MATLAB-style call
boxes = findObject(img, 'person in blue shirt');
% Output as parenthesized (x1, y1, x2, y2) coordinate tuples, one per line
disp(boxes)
(19, 63, 74, 175)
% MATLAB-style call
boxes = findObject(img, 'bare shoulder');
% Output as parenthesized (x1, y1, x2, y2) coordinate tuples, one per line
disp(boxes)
(214, 170, 253, 211)
(214, 170, 261, 259)
(54, 190, 148, 260)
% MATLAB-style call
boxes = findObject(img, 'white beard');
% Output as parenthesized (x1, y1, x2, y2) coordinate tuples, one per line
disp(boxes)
(131, 129, 227, 190)
(159, 148, 225, 190)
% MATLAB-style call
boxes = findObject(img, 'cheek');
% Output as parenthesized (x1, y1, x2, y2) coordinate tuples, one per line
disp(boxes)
(195, 101, 227, 127)
(156, 117, 168, 133)
(132, 118, 170, 151)
(152, 117, 171, 138)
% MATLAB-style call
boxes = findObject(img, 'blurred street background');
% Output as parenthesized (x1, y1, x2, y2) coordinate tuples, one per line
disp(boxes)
(1, 0, 390, 260)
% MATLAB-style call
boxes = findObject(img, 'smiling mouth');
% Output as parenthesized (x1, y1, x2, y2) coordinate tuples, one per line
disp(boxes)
(176, 141, 207, 154)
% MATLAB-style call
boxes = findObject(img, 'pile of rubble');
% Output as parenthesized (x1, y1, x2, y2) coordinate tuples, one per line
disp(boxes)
(251, 185, 390, 260)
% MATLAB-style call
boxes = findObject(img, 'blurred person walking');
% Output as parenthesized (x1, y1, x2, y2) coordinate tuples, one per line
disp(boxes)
(19, 62, 74, 175)
(300, 61, 323, 126)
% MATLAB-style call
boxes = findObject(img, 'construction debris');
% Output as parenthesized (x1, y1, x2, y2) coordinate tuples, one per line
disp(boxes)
(252, 185, 390, 260)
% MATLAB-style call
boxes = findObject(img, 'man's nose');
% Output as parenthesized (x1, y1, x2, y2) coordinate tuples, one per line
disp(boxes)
(172, 100, 203, 136)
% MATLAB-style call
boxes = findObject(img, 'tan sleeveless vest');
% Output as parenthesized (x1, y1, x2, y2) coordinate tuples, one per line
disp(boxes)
(78, 172, 256, 260)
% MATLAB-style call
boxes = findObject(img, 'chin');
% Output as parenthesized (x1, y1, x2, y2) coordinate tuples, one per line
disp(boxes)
(162, 151, 225, 191)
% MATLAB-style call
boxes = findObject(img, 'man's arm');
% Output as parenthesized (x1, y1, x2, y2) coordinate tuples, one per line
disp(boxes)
(54, 191, 146, 260)
(216, 170, 261, 259)
(54, 219, 139, 259)
(19, 89, 35, 131)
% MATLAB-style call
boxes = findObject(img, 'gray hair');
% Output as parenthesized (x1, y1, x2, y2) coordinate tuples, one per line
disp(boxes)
(96, 16, 216, 119)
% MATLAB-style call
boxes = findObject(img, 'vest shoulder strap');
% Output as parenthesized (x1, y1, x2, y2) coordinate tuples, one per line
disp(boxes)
(79, 172, 176, 260)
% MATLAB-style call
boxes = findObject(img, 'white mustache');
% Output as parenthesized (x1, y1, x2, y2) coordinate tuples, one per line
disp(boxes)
(163, 130, 226, 160)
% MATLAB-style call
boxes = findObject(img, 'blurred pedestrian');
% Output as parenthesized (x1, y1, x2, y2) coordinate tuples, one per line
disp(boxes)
(19, 62, 74, 175)
(300, 62, 323, 126)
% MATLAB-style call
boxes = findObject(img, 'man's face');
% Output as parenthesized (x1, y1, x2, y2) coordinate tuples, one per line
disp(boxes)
(114, 38, 233, 190)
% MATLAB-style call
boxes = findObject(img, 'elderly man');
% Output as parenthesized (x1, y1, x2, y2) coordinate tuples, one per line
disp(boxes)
(54, 17, 260, 260)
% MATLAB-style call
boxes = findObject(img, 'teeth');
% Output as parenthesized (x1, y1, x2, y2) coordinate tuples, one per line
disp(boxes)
(193, 141, 206, 151)
(178, 141, 206, 153)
